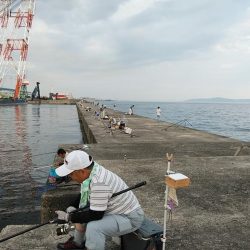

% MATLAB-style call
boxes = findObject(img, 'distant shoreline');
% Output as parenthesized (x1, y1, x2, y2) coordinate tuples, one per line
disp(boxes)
(96, 97, 250, 104)
(185, 97, 250, 103)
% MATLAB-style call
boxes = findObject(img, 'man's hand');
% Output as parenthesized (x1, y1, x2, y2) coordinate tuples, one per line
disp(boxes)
(66, 206, 77, 213)
(55, 210, 69, 222)
(48, 176, 57, 184)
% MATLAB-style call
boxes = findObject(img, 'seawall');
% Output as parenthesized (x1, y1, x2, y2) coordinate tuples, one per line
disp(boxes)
(1, 101, 250, 250)
(77, 105, 97, 144)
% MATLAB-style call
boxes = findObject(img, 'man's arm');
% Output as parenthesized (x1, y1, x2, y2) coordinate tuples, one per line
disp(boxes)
(69, 207, 104, 223)
(71, 193, 81, 208)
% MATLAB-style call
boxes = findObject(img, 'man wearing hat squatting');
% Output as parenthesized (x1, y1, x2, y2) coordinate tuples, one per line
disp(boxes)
(55, 150, 144, 250)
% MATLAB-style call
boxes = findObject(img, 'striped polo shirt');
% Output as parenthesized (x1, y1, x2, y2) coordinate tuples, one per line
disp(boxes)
(89, 164, 141, 215)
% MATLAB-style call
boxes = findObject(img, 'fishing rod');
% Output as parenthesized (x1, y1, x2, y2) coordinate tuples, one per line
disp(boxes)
(0, 181, 147, 243)
(32, 152, 56, 157)
(33, 165, 52, 170)
(164, 119, 192, 130)
(0, 221, 53, 244)
(55, 184, 80, 189)
(111, 181, 146, 198)
(184, 119, 192, 127)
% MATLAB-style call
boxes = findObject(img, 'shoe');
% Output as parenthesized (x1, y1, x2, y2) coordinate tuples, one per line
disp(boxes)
(57, 236, 85, 250)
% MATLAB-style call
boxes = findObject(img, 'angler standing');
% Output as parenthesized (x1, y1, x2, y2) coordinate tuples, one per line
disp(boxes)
(128, 105, 134, 115)
(55, 150, 144, 250)
(156, 106, 161, 120)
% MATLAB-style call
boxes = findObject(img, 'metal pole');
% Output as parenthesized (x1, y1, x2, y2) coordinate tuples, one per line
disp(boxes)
(162, 153, 173, 250)
(162, 185, 169, 250)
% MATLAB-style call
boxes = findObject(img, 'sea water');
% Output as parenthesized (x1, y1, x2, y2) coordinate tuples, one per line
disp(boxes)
(100, 100, 250, 142)
(0, 104, 82, 229)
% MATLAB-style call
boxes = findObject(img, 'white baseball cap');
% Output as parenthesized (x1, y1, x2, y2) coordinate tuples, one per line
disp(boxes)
(55, 150, 93, 177)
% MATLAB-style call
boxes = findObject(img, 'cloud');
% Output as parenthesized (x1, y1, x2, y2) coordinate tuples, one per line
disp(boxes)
(214, 11, 250, 55)
(19, 0, 250, 100)
(111, 0, 159, 21)
(33, 1, 250, 66)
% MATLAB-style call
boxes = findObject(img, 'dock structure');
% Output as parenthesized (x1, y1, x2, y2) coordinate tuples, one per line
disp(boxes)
(1, 101, 250, 249)
(27, 99, 78, 105)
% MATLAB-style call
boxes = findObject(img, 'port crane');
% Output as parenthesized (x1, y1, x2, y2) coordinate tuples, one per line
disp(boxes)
(31, 81, 39, 100)
(0, 0, 35, 100)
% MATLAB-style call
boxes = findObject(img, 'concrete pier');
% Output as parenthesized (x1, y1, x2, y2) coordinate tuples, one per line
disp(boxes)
(0, 102, 250, 249)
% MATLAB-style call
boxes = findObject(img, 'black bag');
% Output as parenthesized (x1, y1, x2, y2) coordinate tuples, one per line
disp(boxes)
(121, 218, 163, 250)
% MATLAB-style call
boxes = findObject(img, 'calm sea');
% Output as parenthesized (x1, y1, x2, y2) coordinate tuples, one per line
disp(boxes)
(1, 101, 250, 229)
(101, 100, 250, 142)
(0, 104, 82, 229)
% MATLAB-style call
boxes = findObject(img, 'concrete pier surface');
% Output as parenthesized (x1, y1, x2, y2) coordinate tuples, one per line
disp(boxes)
(1, 102, 250, 249)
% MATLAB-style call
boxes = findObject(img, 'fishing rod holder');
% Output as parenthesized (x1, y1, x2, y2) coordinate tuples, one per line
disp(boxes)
(162, 153, 191, 250)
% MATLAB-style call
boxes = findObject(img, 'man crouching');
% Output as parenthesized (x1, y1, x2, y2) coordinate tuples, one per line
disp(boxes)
(55, 150, 144, 250)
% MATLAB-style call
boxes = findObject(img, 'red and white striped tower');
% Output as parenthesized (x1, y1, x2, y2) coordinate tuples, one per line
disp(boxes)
(0, 0, 35, 99)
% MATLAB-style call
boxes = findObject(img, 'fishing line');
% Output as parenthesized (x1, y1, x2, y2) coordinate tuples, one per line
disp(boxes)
(32, 152, 56, 157)
(31, 145, 89, 157)
(33, 165, 52, 170)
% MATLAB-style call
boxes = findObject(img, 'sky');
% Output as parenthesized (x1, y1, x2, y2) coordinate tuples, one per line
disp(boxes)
(25, 0, 250, 101)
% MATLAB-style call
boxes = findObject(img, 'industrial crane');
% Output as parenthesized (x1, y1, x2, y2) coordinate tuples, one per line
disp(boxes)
(31, 81, 40, 100)
(0, 0, 35, 101)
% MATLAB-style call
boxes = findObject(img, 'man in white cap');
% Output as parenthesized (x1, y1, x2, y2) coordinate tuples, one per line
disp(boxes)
(55, 150, 144, 250)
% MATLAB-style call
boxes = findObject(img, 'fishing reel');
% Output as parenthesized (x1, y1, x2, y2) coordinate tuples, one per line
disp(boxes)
(56, 223, 75, 236)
